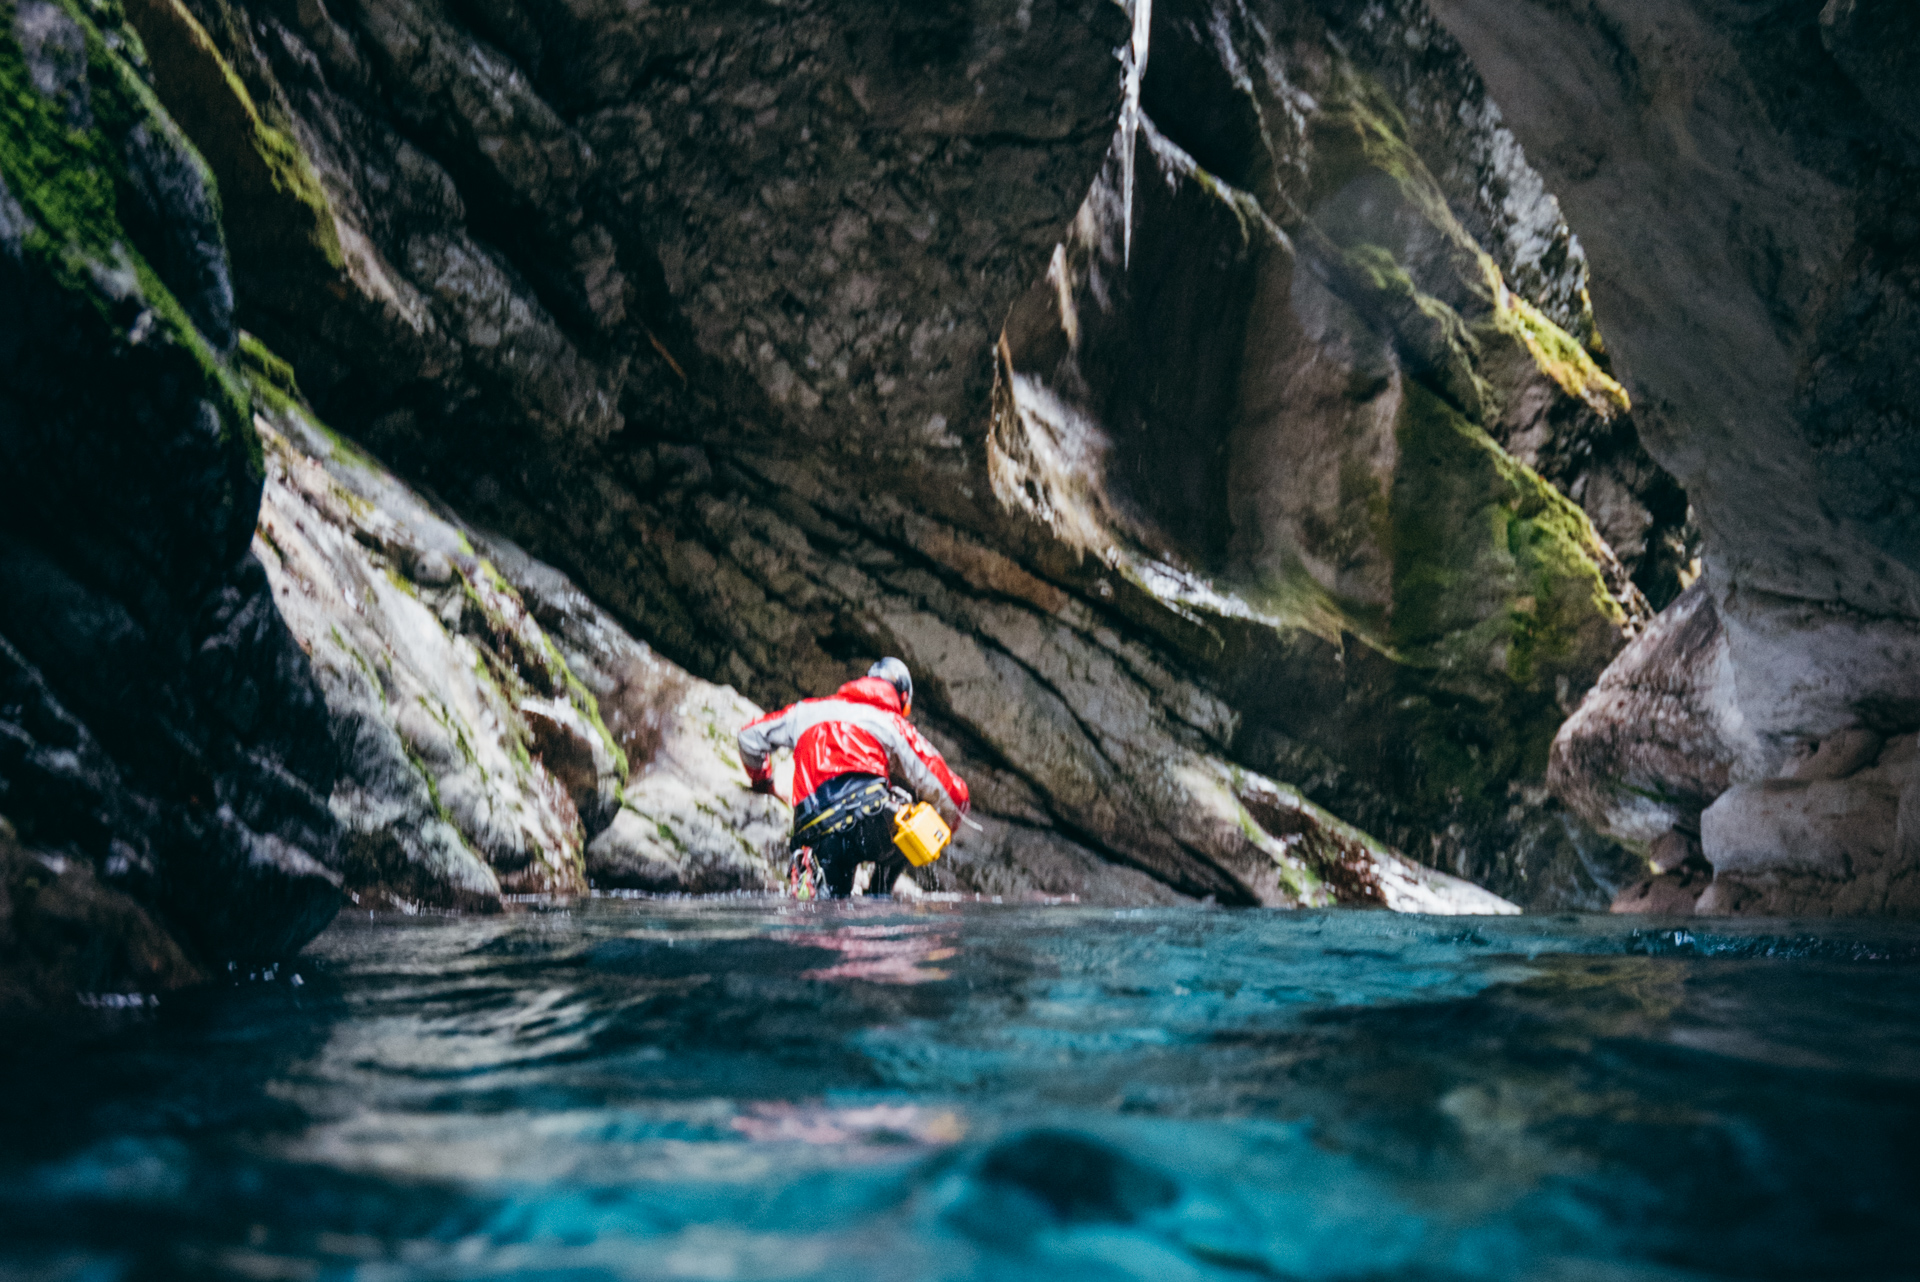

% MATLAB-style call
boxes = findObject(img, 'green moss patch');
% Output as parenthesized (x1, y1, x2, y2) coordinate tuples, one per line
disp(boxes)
(1482, 279, 1631, 417)
(447, 549, 630, 786)
(237, 328, 299, 406)
(1302, 69, 1490, 302)
(120, 0, 340, 272)
(1, 0, 257, 477)
(1388, 381, 1626, 802)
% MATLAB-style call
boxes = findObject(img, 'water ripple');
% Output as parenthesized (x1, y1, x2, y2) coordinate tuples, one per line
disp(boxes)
(1, 902, 1915, 1280)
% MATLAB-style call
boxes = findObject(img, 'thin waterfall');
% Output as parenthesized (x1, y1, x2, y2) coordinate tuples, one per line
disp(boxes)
(1122, 0, 1152, 269)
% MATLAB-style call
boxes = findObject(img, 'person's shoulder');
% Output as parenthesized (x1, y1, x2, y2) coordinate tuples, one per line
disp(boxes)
(748, 695, 820, 724)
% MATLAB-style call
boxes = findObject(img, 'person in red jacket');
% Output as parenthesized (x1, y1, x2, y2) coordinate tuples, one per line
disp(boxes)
(737, 658, 969, 898)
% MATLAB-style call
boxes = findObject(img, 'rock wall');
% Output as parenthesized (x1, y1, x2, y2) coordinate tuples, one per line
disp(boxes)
(1, 0, 344, 991)
(249, 349, 793, 907)
(19, 0, 1912, 971)
(992, 0, 1697, 905)
(3, 0, 1681, 959)
(1432, 0, 1920, 914)
(109, 0, 1633, 910)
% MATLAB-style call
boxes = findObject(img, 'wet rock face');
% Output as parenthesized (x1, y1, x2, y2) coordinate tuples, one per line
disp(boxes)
(476, 530, 791, 896)
(1435, 0, 1920, 910)
(57, 0, 1643, 911)
(0, 821, 203, 1014)
(252, 382, 789, 906)
(48, 0, 1901, 924)
(256, 406, 602, 909)
(1, 0, 343, 973)
(991, 0, 1685, 902)
(210, 0, 1132, 471)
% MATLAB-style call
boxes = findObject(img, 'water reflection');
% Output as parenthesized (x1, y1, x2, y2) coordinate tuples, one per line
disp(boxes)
(794, 923, 960, 984)
(0, 902, 1916, 1280)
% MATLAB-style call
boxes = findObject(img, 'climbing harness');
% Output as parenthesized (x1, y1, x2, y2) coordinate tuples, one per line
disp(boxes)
(791, 776, 896, 847)
(784, 775, 954, 897)
(786, 777, 894, 900)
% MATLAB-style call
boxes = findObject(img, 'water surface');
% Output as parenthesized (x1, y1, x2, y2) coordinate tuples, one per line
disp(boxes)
(3, 900, 1918, 1280)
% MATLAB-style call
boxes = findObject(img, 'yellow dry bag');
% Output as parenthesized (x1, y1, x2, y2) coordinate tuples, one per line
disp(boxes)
(892, 802, 952, 867)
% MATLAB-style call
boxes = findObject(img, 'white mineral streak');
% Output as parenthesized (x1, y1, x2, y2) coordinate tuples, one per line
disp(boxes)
(1121, 0, 1151, 268)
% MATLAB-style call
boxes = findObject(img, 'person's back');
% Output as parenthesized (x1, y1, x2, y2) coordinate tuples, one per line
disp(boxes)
(737, 658, 968, 897)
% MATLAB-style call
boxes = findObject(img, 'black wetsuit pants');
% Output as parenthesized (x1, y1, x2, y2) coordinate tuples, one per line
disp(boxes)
(794, 773, 909, 897)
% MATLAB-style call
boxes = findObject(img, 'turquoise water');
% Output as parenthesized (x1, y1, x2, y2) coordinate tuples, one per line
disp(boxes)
(2, 900, 1917, 1280)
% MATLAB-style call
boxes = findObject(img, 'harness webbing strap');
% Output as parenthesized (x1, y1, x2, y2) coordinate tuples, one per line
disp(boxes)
(792, 778, 894, 848)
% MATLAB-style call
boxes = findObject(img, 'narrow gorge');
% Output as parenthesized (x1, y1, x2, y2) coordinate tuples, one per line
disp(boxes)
(4, 0, 1917, 1003)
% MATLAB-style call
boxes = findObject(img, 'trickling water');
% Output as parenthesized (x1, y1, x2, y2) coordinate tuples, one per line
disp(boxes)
(1121, 0, 1151, 271)
(2, 901, 1917, 1281)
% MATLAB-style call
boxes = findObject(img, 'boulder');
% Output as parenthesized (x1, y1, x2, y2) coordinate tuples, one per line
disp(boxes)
(249, 378, 810, 905)
(1698, 735, 1920, 917)
(1610, 860, 1713, 918)
(254, 400, 608, 908)
(474, 532, 790, 896)
(0, 823, 203, 1015)
(1549, 581, 1773, 846)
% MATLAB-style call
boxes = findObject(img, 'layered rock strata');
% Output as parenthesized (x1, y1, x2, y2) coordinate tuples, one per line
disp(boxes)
(78, 0, 1658, 911)
(992, 0, 1698, 905)
(43, 0, 1908, 948)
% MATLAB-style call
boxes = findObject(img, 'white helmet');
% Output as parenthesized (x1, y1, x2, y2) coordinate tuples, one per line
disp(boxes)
(868, 657, 913, 711)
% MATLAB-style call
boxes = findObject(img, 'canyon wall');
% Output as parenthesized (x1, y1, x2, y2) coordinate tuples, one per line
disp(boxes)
(155, 0, 1637, 911)
(4, 0, 1914, 994)
(1430, 0, 1920, 913)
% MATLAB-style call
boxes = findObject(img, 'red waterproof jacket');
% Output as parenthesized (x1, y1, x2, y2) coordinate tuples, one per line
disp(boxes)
(736, 676, 969, 825)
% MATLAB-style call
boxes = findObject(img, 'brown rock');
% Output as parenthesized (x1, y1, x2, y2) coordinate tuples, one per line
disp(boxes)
(1782, 728, 1885, 782)
(1698, 773, 1914, 917)
(1648, 829, 1702, 875)
(1610, 861, 1712, 917)
(1550, 581, 1773, 844)
(0, 830, 202, 1015)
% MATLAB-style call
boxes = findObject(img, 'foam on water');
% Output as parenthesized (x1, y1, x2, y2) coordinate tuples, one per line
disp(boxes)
(2, 900, 1917, 1280)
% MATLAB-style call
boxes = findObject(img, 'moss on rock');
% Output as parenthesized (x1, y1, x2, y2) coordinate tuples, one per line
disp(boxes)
(119, 0, 340, 274)
(1481, 277, 1631, 418)
(1338, 242, 1491, 421)
(1, 0, 257, 477)
(1389, 380, 1626, 804)
(237, 328, 299, 408)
